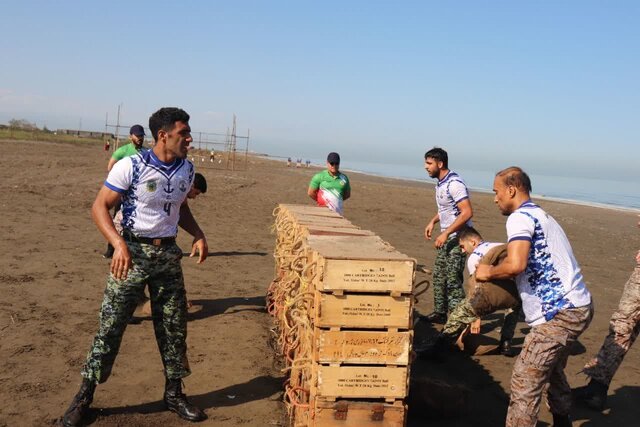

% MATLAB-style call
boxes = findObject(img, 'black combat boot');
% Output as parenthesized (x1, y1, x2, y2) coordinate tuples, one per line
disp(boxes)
(415, 333, 454, 361)
(573, 379, 608, 411)
(499, 338, 517, 357)
(420, 311, 447, 324)
(552, 412, 572, 427)
(164, 378, 207, 422)
(62, 378, 96, 427)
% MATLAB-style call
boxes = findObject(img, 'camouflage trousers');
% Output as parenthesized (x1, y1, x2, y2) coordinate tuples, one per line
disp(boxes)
(506, 304, 593, 427)
(432, 236, 466, 314)
(582, 266, 640, 386)
(81, 241, 190, 384)
(442, 298, 521, 341)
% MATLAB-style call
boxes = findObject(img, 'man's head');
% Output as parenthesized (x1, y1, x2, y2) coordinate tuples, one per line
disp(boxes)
(129, 124, 146, 148)
(493, 166, 532, 216)
(326, 152, 341, 176)
(149, 107, 192, 158)
(187, 172, 207, 199)
(457, 226, 483, 255)
(424, 147, 448, 179)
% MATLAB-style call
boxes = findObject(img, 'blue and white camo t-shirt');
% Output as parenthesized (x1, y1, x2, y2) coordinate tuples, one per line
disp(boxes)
(105, 150, 194, 238)
(507, 200, 591, 326)
(435, 171, 473, 235)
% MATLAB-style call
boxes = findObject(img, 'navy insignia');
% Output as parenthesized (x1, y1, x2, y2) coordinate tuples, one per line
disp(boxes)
(179, 180, 188, 192)
(146, 180, 157, 192)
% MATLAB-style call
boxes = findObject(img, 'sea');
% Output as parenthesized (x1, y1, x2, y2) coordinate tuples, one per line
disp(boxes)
(298, 158, 640, 212)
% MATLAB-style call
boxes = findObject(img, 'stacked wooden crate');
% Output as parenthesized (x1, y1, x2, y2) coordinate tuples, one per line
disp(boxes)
(269, 204, 416, 427)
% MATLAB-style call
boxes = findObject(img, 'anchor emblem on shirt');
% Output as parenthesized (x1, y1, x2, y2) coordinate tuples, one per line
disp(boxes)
(163, 182, 174, 194)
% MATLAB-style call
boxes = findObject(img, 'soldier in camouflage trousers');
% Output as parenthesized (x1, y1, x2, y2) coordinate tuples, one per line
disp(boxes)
(575, 250, 640, 411)
(62, 107, 208, 426)
(423, 148, 473, 323)
(82, 240, 190, 383)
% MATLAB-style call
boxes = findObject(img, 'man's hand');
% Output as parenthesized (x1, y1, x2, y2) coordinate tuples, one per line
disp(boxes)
(425, 222, 435, 240)
(190, 236, 208, 264)
(475, 264, 492, 282)
(110, 241, 132, 280)
(434, 232, 449, 248)
(636, 250, 640, 264)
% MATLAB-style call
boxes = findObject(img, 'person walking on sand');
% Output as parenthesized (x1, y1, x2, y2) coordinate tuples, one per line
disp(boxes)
(475, 166, 593, 427)
(422, 147, 473, 324)
(307, 152, 351, 215)
(573, 217, 640, 411)
(62, 107, 208, 426)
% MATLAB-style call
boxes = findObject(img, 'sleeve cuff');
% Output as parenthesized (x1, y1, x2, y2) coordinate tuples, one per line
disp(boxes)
(105, 181, 126, 194)
(508, 236, 532, 242)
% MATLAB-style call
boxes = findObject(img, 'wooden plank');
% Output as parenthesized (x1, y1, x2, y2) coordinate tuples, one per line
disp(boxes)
(316, 365, 409, 399)
(307, 235, 414, 261)
(316, 293, 412, 329)
(279, 204, 343, 218)
(319, 259, 414, 293)
(317, 330, 412, 365)
(313, 399, 406, 427)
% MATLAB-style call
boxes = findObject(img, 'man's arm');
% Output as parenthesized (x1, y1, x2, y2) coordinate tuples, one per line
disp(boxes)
(107, 157, 118, 172)
(433, 198, 473, 248)
(475, 240, 530, 281)
(343, 188, 351, 201)
(179, 200, 208, 263)
(92, 186, 131, 279)
(308, 187, 319, 201)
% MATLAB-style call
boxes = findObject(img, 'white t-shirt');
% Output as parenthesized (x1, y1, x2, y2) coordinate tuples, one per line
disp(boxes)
(467, 242, 503, 276)
(105, 150, 194, 238)
(507, 200, 591, 326)
(435, 171, 472, 234)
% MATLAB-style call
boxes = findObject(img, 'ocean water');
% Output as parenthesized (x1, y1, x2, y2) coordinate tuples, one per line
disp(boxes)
(307, 159, 640, 211)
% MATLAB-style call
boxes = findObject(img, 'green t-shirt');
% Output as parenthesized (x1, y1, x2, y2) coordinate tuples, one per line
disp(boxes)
(309, 170, 350, 214)
(112, 142, 144, 161)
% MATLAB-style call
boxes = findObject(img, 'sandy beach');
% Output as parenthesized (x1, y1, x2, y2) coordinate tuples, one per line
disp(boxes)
(1, 138, 638, 427)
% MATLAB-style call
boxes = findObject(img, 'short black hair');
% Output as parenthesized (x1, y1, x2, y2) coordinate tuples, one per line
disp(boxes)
(424, 147, 448, 168)
(457, 226, 482, 242)
(496, 166, 532, 193)
(193, 172, 207, 193)
(148, 107, 190, 142)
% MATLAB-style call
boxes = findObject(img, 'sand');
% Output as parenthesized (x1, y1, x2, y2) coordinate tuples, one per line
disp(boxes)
(0, 138, 638, 426)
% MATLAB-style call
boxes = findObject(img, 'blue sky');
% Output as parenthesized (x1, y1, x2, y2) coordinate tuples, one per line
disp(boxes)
(1, 1, 638, 180)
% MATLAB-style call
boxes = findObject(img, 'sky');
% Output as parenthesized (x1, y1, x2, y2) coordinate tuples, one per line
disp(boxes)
(1, 0, 638, 181)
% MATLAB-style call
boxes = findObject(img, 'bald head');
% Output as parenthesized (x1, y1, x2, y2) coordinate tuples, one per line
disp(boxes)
(495, 166, 532, 194)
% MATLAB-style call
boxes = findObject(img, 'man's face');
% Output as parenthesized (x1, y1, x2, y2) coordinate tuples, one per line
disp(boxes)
(424, 157, 442, 178)
(187, 188, 202, 199)
(493, 176, 514, 216)
(163, 121, 192, 159)
(327, 161, 340, 175)
(131, 134, 144, 147)
(459, 238, 477, 255)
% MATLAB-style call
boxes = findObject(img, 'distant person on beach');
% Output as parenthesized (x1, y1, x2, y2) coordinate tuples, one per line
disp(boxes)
(103, 125, 148, 258)
(474, 166, 593, 427)
(287, 157, 292, 167)
(62, 107, 208, 426)
(209, 149, 215, 162)
(422, 147, 473, 324)
(416, 226, 520, 358)
(308, 152, 350, 215)
(574, 217, 640, 411)
(103, 139, 110, 152)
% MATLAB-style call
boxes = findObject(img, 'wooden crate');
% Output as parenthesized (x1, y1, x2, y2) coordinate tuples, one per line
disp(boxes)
(316, 330, 412, 365)
(307, 236, 415, 293)
(293, 216, 357, 228)
(279, 204, 343, 218)
(315, 293, 412, 329)
(315, 365, 409, 399)
(312, 399, 406, 427)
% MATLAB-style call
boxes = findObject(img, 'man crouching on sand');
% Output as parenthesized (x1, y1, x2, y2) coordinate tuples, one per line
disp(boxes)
(62, 107, 208, 426)
(475, 167, 593, 427)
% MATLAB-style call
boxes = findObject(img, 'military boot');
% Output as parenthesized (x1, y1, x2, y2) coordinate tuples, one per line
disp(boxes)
(62, 378, 96, 427)
(164, 378, 207, 422)
(552, 412, 572, 427)
(573, 379, 608, 411)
